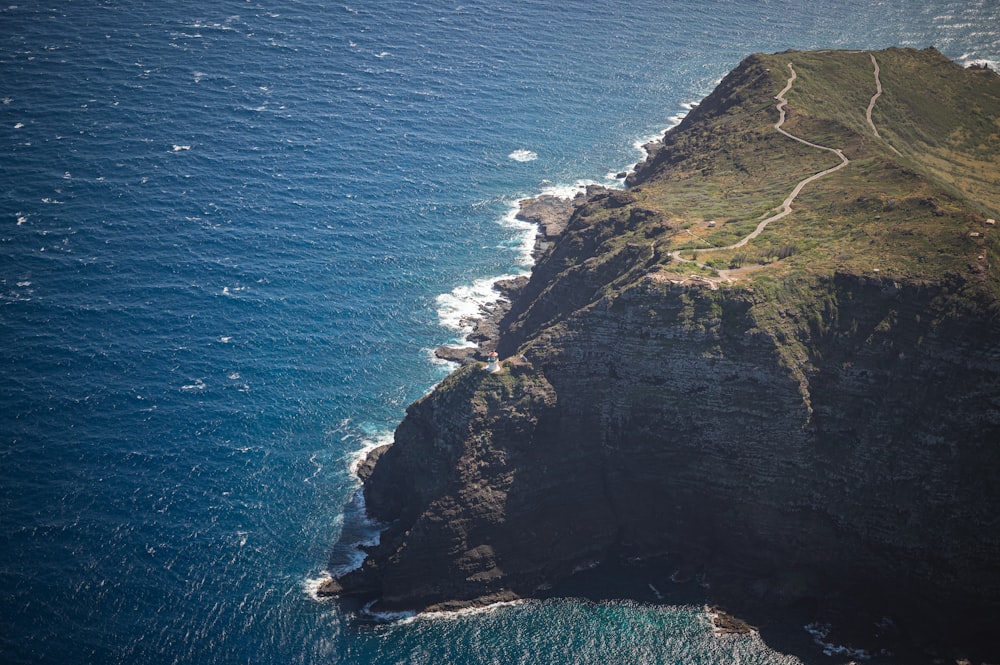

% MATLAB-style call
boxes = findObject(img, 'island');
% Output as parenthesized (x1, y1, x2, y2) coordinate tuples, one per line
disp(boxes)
(322, 47, 1000, 662)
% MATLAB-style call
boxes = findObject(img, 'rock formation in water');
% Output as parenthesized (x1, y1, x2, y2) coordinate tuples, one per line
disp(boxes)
(322, 47, 1000, 660)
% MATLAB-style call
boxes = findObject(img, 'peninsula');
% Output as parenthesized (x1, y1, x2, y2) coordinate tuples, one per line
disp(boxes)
(323, 47, 1000, 662)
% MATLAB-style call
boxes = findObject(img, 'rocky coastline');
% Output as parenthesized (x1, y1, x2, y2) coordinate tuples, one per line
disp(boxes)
(321, 48, 1000, 663)
(432, 192, 585, 366)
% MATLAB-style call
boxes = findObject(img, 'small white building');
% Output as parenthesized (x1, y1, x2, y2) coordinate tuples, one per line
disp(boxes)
(485, 351, 500, 372)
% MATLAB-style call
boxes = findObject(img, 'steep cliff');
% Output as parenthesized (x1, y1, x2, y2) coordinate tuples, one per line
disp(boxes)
(324, 48, 1000, 659)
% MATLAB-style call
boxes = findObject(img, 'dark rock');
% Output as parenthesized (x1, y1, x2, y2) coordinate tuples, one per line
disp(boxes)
(355, 443, 390, 482)
(515, 194, 576, 240)
(325, 47, 1000, 662)
(434, 346, 478, 365)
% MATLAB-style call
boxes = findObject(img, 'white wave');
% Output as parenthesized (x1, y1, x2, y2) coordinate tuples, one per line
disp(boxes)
(171, 144, 191, 152)
(221, 285, 247, 296)
(508, 148, 538, 162)
(181, 378, 206, 391)
(327, 487, 384, 578)
(361, 600, 418, 622)
(426, 346, 461, 369)
(14, 122, 23, 129)
(302, 574, 336, 602)
(631, 100, 697, 155)
(434, 180, 596, 344)
(219, 336, 232, 343)
(961, 56, 998, 71)
(347, 430, 394, 476)
(573, 559, 601, 573)
(417, 599, 525, 621)
(435, 273, 520, 339)
(16, 214, 27, 226)
(320, 431, 396, 584)
(500, 203, 539, 268)
(804, 622, 873, 660)
(538, 179, 594, 200)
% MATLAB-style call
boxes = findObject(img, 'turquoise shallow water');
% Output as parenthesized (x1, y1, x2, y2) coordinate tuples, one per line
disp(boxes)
(1, 1, 997, 663)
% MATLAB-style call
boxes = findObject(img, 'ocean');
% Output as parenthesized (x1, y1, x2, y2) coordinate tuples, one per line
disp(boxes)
(1, 1, 996, 663)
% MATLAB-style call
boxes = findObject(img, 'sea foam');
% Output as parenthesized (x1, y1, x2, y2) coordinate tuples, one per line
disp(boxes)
(435, 181, 591, 343)
(508, 148, 538, 162)
(435, 273, 521, 341)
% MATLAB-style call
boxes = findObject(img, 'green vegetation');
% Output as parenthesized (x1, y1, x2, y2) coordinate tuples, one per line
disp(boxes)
(597, 48, 1000, 297)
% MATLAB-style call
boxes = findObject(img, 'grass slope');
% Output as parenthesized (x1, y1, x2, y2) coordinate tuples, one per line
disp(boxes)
(615, 48, 1000, 295)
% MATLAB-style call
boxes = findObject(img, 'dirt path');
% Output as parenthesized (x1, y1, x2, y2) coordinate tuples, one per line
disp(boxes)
(665, 61, 857, 286)
(866, 53, 902, 155)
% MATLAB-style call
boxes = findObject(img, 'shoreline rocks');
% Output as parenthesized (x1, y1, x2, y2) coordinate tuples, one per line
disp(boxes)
(433, 194, 579, 363)
(325, 48, 1000, 663)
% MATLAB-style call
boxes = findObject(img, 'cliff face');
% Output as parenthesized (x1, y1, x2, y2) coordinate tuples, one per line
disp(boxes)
(326, 48, 1000, 656)
(352, 273, 1000, 617)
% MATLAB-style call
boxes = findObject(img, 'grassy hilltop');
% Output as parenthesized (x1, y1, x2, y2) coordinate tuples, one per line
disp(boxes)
(615, 47, 1000, 293)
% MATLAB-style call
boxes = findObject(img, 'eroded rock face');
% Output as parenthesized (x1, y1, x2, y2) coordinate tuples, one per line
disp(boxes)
(325, 47, 1000, 658)
(334, 268, 1000, 638)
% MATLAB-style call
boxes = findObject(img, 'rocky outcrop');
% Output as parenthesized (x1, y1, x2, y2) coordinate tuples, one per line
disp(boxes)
(324, 48, 1000, 660)
(334, 265, 1000, 640)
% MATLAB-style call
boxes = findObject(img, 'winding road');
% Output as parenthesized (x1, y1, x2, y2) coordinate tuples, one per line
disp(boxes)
(665, 54, 891, 285)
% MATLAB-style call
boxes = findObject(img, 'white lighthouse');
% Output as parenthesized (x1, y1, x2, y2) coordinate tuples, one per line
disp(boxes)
(485, 350, 500, 373)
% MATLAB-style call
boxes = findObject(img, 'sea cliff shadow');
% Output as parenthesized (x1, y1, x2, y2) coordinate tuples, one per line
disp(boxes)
(534, 559, 895, 665)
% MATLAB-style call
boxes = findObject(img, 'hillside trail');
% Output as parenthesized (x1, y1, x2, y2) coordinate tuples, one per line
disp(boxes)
(867, 53, 902, 156)
(664, 55, 889, 288)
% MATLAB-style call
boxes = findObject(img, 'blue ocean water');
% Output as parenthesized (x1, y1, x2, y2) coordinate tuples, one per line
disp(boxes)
(1, 1, 996, 663)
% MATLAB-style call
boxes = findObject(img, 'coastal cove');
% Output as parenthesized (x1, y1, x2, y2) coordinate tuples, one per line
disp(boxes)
(322, 47, 1000, 663)
(3, 2, 999, 664)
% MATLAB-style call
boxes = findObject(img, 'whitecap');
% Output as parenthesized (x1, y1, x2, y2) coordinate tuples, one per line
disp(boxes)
(171, 144, 191, 152)
(181, 378, 206, 391)
(804, 622, 873, 660)
(302, 574, 336, 602)
(435, 273, 520, 340)
(347, 430, 394, 476)
(538, 179, 594, 200)
(227, 372, 240, 379)
(219, 336, 232, 343)
(14, 122, 23, 129)
(508, 148, 538, 162)
(415, 599, 525, 622)
(962, 56, 998, 71)
(16, 214, 27, 225)
(327, 488, 384, 577)
(499, 203, 538, 267)
(361, 600, 418, 623)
